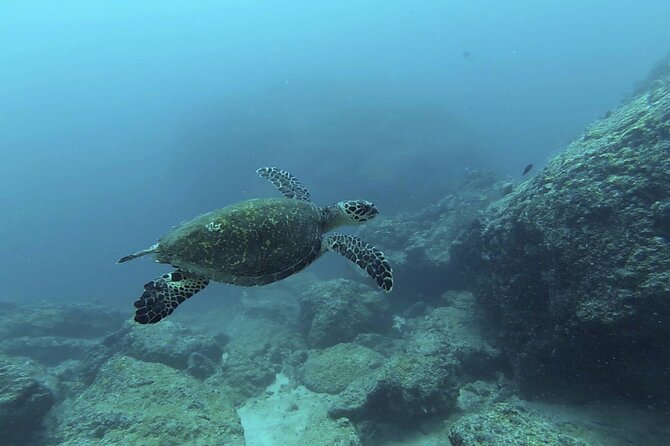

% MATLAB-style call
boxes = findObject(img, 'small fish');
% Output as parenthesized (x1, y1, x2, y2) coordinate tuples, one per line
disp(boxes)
(462, 51, 471, 58)
(522, 163, 533, 175)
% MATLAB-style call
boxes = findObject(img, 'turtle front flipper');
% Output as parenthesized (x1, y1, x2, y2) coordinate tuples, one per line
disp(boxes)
(325, 233, 394, 292)
(133, 271, 209, 324)
(257, 167, 311, 201)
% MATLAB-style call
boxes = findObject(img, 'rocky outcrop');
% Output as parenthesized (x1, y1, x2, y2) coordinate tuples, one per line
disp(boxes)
(109, 320, 223, 374)
(448, 403, 589, 446)
(50, 355, 244, 446)
(323, 291, 504, 424)
(0, 303, 125, 339)
(357, 170, 512, 300)
(450, 58, 670, 401)
(328, 353, 459, 423)
(0, 303, 126, 366)
(298, 279, 391, 348)
(406, 292, 503, 379)
(301, 343, 384, 394)
(0, 356, 55, 445)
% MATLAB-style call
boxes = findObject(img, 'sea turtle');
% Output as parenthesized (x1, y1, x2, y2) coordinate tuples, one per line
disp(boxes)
(118, 167, 394, 324)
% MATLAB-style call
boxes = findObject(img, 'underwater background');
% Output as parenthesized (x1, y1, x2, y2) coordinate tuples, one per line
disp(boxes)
(1, 1, 670, 445)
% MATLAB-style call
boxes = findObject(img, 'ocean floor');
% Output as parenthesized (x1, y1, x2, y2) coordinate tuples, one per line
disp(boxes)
(238, 373, 360, 446)
(236, 372, 670, 446)
(1, 295, 669, 445)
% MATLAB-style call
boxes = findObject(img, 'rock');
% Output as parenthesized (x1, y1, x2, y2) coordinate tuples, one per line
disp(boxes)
(110, 320, 223, 370)
(213, 314, 306, 403)
(407, 297, 503, 379)
(0, 356, 55, 445)
(299, 279, 390, 348)
(0, 336, 99, 366)
(448, 403, 589, 446)
(49, 355, 244, 445)
(237, 283, 301, 326)
(302, 343, 384, 394)
(0, 303, 125, 339)
(351, 332, 400, 356)
(328, 353, 458, 423)
(450, 57, 670, 401)
(186, 352, 217, 379)
(455, 379, 511, 412)
(357, 170, 510, 299)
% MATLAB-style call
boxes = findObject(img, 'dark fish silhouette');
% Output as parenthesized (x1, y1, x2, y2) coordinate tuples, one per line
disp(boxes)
(522, 163, 533, 175)
(462, 51, 471, 58)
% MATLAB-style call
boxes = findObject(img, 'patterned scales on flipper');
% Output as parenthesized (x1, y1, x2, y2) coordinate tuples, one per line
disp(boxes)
(257, 167, 311, 201)
(325, 233, 394, 292)
(133, 271, 209, 324)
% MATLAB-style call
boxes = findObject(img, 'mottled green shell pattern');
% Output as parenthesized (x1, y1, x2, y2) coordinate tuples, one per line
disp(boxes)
(155, 198, 323, 286)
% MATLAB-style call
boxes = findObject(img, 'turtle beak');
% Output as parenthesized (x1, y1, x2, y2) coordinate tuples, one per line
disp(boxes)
(364, 202, 379, 220)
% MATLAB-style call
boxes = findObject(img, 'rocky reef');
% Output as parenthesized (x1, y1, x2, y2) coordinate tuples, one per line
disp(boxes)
(0, 356, 55, 445)
(450, 57, 670, 402)
(357, 170, 511, 302)
(2, 56, 670, 446)
(448, 403, 588, 446)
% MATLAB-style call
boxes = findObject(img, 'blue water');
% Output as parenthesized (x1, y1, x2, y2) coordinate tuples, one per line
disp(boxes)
(1, 0, 668, 305)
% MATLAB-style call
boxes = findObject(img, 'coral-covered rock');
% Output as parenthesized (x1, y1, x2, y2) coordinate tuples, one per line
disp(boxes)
(357, 171, 510, 299)
(50, 355, 243, 446)
(302, 343, 384, 394)
(450, 58, 670, 401)
(299, 279, 390, 348)
(110, 321, 223, 370)
(328, 353, 458, 423)
(0, 336, 99, 366)
(0, 303, 125, 339)
(0, 356, 55, 445)
(448, 403, 589, 446)
(407, 293, 503, 379)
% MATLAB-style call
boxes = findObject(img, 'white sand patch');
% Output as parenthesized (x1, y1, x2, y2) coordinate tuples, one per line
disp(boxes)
(237, 373, 359, 446)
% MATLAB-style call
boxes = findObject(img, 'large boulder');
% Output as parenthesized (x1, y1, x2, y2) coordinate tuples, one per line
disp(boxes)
(50, 355, 244, 446)
(109, 320, 223, 372)
(299, 279, 391, 348)
(0, 356, 55, 445)
(301, 343, 384, 394)
(328, 353, 459, 423)
(450, 58, 670, 401)
(406, 292, 503, 379)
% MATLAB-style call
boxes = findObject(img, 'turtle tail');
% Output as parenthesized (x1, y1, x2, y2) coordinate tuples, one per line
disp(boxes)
(117, 243, 158, 264)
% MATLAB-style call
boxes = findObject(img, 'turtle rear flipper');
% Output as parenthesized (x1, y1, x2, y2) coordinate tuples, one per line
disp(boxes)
(133, 271, 209, 324)
(325, 233, 394, 292)
(257, 167, 311, 201)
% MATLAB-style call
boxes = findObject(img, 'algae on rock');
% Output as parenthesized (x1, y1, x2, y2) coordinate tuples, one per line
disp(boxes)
(450, 58, 670, 401)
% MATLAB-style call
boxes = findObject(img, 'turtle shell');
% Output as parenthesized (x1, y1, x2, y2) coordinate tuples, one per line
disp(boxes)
(155, 198, 324, 286)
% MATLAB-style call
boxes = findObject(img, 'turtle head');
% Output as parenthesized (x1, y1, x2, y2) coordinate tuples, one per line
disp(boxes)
(324, 200, 379, 231)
